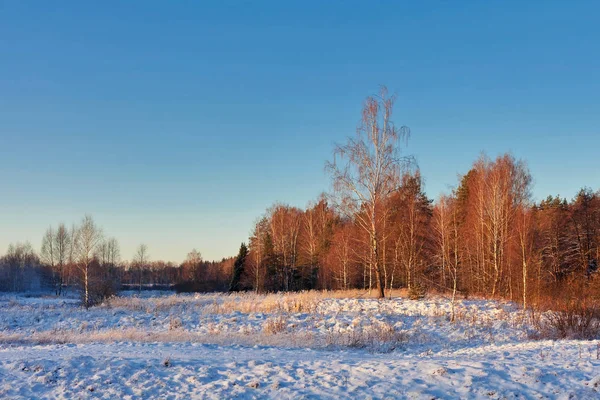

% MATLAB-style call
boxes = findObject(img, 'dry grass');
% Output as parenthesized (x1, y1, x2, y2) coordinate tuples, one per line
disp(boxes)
(0, 289, 541, 353)
(169, 316, 183, 331)
(262, 316, 288, 335)
(100, 289, 411, 316)
(0, 323, 410, 353)
(0, 290, 418, 352)
(325, 321, 408, 351)
(202, 294, 320, 315)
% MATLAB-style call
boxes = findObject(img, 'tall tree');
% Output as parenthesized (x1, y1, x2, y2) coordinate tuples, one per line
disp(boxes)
(570, 188, 600, 277)
(326, 87, 412, 298)
(433, 194, 462, 320)
(300, 196, 336, 289)
(75, 215, 103, 308)
(516, 205, 535, 309)
(41, 225, 72, 295)
(326, 222, 356, 290)
(248, 217, 269, 292)
(53, 224, 71, 296)
(392, 171, 432, 290)
(537, 196, 575, 283)
(229, 243, 248, 292)
(268, 204, 302, 291)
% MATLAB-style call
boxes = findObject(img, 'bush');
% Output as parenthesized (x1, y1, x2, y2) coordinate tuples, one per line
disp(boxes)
(531, 281, 600, 340)
(262, 316, 287, 335)
(169, 317, 183, 330)
(82, 279, 117, 308)
(542, 301, 600, 340)
(408, 283, 426, 300)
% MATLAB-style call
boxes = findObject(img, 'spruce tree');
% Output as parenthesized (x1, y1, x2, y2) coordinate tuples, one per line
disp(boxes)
(229, 243, 248, 292)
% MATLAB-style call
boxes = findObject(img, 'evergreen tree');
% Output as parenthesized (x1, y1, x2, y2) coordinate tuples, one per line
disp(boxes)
(229, 243, 248, 292)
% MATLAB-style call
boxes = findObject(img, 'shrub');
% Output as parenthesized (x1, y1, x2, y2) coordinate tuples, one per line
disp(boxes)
(82, 279, 117, 308)
(262, 316, 287, 335)
(542, 301, 600, 339)
(531, 282, 600, 340)
(408, 283, 426, 300)
(169, 317, 183, 330)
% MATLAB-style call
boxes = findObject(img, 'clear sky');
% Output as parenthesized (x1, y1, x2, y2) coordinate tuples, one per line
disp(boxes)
(1, 1, 599, 262)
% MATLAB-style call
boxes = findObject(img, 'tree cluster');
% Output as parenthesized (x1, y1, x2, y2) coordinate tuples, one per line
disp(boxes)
(0, 217, 235, 306)
(236, 88, 600, 308)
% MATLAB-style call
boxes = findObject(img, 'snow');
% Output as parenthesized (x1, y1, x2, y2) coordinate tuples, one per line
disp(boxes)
(0, 291, 599, 399)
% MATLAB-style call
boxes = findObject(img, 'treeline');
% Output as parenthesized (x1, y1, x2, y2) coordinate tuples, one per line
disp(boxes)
(0, 216, 234, 307)
(238, 158, 600, 306)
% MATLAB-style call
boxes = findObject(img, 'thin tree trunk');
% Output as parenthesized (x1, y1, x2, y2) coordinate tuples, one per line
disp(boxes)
(84, 266, 89, 309)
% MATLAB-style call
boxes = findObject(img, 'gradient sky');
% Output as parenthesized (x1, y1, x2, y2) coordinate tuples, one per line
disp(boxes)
(1, 1, 599, 262)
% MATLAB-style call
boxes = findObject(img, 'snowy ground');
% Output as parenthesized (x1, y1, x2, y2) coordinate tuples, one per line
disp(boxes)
(0, 291, 599, 399)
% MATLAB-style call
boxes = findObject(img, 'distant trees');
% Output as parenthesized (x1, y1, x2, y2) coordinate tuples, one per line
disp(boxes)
(0, 242, 42, 292)
(97, 237, 121, 292)
(133, 244, 149, 293)
(99, 238, 120, 270)
(0, 216, 238, 298)
(172, 249, 234, 293)
(181, 249, 204, 283)
(35, 215, 120, 307)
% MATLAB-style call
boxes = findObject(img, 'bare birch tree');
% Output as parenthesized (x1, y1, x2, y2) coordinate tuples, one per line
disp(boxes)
(54, 224, 71, 296)
(326, 87, 411, 298)
(134, 244, 149, 293)
(75, 215, 103, 308)
(434, 194, 460, 320)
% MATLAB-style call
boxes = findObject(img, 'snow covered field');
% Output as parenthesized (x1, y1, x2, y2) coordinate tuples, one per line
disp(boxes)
(0, 291, 599, 399)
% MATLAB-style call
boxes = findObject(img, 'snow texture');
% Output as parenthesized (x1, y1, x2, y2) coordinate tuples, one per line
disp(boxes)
(0, 291, 599, 399)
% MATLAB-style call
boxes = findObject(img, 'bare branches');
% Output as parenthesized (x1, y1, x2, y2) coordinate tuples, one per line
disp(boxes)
(327, 87, 413, 298)
(75, 215, 104, 308)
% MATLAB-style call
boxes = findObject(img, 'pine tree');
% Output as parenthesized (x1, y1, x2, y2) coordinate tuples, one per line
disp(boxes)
(229, 243, 248, 292)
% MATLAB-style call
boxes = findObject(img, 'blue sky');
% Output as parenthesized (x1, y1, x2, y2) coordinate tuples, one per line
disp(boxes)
(1, 1, 599, 262)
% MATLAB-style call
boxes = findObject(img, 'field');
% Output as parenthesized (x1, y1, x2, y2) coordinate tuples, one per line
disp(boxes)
(0, 291, 599, 399)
